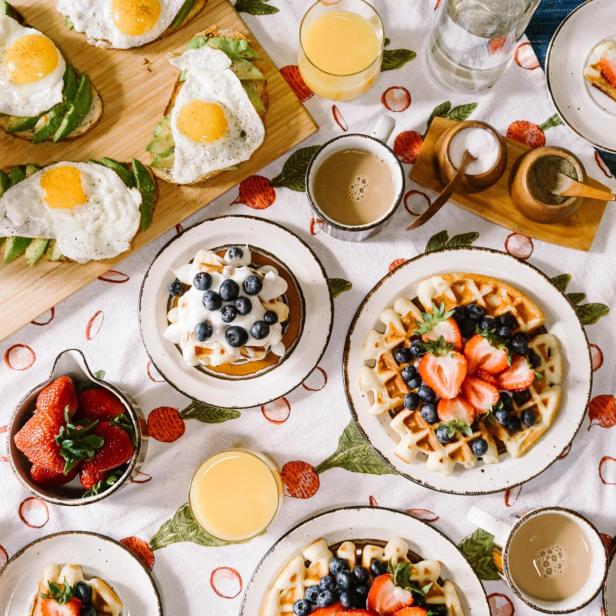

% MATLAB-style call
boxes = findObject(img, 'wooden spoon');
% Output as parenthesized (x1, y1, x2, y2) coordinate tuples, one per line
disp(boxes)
(552, 172, 615, 201)
(407, 150, 477, 230)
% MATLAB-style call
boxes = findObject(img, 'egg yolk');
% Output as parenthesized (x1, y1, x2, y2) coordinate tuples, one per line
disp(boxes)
(40, 166, 87, 209)
(177, 100, 229, 144)
(112, 0, 161, 35)
(3, 34, 58, 85)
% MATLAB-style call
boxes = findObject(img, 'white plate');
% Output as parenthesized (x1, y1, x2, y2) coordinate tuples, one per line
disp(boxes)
(343, 248, 592, 495)
(241, 506, 490, 615)
(546, 0, 616, 153)
(0, 532, 162, 615)
(139, 215, 333, 408)
(604, 556, 616, 616)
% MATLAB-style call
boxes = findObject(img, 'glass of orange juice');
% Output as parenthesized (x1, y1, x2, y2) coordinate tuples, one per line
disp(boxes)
(189, 449, 282, 542)
(298, 0, 384, 101)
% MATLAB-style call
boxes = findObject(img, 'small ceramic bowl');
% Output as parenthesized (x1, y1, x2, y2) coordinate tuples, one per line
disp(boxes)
(7, 349, 145, 506)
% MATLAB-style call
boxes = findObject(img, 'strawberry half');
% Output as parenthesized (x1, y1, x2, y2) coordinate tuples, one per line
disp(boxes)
(461, 376, 499, 412)
(78, 388, 125, 421)
(36, 376, 78, 423)
(599, 52, 616, 88)
(312, 605, 376, 616)
(419, 339, 467, 400)
(437, 396, 475, 425)
(464, 334, 509, 374)
(475, 369, 497, 386)
(416, 304, 462, 350)
(30, 464, 78, 489)
(367, 574, 414, 615)
(497, 355, 535, 391)
(41, 597, 82, 616)
(393, 609, 428, 616)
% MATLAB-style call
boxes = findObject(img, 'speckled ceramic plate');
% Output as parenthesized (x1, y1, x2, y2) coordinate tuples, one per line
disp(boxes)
(604, 555, 616, 616)
(241, 506, 490, 615)
(546, 0, 616, 153)
(139, 215, 333, 408)
(344, 248, 592, 495)
(0, 532, 162, 615)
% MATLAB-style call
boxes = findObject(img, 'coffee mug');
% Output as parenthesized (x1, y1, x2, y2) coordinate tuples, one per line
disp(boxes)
(468, 506, 608, 614)
(305, 115, 405, 241)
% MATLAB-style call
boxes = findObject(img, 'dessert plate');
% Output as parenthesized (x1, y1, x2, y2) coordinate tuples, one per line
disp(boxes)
(604, 555, 616, 616)
(0, 531, 162, 614)
(140, 215, 333, 408)
(241, 505, 490, 615)
(546, 0, 616, 153)
(344, 248, 592, 495)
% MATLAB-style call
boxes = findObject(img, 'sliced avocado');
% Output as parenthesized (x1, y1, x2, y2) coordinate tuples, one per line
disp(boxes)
(132, 160, 155, 231)
(0, 1, 8, 15)
(151, 148, 174, 170)
(45, 239, 63, 262)
(0, 170, 9, 196)
(32, 104, 65, 143)
(231, 59, 264, 81)
(152, 116, 171, 138)
(243, 82, 266, 115)
(25, 238, 49, 266)
(147, 117, 174, 154)
(3, 237, 31, 263)
(98, 158, 135, 188)
(8, 166, 26, 185)
(53, 74, 92, 142)
(5, 115, 39, 133)
(25, 163, 40, 177)
(171, 0, 195, 28)
(62, 65, 79, 101)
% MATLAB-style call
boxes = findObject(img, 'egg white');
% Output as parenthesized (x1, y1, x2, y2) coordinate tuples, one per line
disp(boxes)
(169, 46, 265, 185)
(0, 15, 66, 116)
(0, 162, 142, 263)
(56, 0, 187, 49)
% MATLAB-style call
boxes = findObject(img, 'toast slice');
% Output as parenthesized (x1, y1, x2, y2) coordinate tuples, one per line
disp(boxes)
(146, 25, 269, 185)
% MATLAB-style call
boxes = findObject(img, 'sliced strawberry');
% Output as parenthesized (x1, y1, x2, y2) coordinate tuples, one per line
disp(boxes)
(30, 464, 78, 489)
(418, 341, 467, 400)
(416, 305, 462, 350)
(36, 376, 78, 423)
(437, 396, 475, 425)
(394, 608, 428, 616)
(41, 597, 82, 616)
(599, 53, 616, 88)
(475, 369, 497, 385)
(497, 355, 535, 391)
(461, 376, 499, 412)
(367, 574, 414, 615)
(464, 334, 509, 374)
(78, 388, 125, 421)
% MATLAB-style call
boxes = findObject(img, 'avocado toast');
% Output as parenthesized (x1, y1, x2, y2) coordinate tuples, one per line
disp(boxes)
(146, 25, 269, 185)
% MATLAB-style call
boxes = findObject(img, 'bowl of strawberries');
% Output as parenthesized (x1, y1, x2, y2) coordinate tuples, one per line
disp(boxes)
(7, 348, 144, 505)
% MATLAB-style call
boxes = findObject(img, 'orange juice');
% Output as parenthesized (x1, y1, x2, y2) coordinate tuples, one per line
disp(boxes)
(189, 449, 282, 542)
(299, 1, 383, 101)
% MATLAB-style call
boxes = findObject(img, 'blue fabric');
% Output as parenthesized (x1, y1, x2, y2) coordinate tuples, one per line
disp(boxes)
(528, 0, 616, 173)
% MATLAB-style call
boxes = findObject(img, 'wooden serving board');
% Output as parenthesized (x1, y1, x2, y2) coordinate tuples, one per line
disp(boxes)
(411, 117, 611, 251)
(0, 0, 317, 341)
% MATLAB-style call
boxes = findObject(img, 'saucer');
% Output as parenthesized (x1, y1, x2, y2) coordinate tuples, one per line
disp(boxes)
(139, 215, 333, 408)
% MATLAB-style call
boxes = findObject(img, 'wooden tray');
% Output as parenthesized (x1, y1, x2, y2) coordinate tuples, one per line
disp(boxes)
(0, 0, 317, 341)
(410, 117, 611, 251)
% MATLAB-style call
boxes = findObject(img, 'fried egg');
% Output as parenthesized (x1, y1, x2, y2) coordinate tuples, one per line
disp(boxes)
(0, 162, 142, 263)
(56, 0, 188, 49)
(0, 15, 66, 116)
(169, 46, 265, 184)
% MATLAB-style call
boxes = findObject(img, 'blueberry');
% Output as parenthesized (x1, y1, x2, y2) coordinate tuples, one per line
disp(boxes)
(74, 582, 91, 605)
(497, 325, 512, 339)
(251, 320, 270, 340)
(353, 566, 369, 585)
(80, 607, 97, 616)
(499, 392, 514, 412)
(407, 375, 422, 389)
(319, 575, 336, 591)
(336, 570, 355, 590)
(427, 606, 448, 616)
(329, 557, 348, 576)
(418, 384, 436, 403)
(404, 393, 420, 410)
(452, 306, 466, 323)
(409, 339, 425, 356)
(235, 296, 252, 315)
(352, 591, 367, 608)
(219, 279, 240, 301)
(513, 389, 531, 405)
(479, 316, 496, 332)
(339, 591, 353, 609)
(195, 321, 213, 342)
(394, 347, 412, 364)
(168, 279, 184, 296)
(263, 310, 279, 325)
(412, 592, 427, 607)
(225, 326, 248, 348)
(355, 584, 369, 598)
(470, 437, 488, 457)
(305, 584, 320, 603)
(243, 275, 262, 296)
(436, 425, 453, 443)
(193, 272, 212, 291)
(459, 318, 477, 338)
(521, 409, 536, 427)
(220, 305, 237, 323)
(497, 313, 519, 330)
(401, 365, 417, 382)
(293, 599, 312, 616)
(510, 332, 529, 356)
(528, 349, 542, 368)
(466, 303, 485, 322)
(226, 246, 244, 261)
(494, 407, 511, 425)
(202, 290, 222, 311)
(420, 403, 439, 424)
(506, 415, 522, 433)
(316, 589, 337, 607)
(370, 559, 387, 577)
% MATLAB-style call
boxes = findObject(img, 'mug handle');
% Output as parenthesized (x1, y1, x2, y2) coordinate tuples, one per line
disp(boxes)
(370, 116, 395, 143)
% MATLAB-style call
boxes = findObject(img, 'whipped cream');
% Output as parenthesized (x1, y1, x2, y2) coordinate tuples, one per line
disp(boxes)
(164, 246, 289, 368)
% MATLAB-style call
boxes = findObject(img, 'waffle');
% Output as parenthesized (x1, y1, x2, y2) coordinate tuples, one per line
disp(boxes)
(260, 537, 464, 616)
(359, 273, 564, 475)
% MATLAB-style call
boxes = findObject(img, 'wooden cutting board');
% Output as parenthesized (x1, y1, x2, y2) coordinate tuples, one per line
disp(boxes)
(0, 0, 317, 341)
(411, 116, 611, 251)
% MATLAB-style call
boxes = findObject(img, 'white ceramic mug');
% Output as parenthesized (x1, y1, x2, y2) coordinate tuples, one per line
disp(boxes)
(468, 506, 608, 614)
(305, 115, 405, 241)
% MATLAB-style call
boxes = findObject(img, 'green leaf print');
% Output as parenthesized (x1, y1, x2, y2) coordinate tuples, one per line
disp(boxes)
(539, 113, 564, 131)
(425, 230, 479, 253)
(315, 422, 395, 476)
(271, 145, 321, 192)
(328, 278, 352, 298)
(427, 101, 452, 129)
(150, 504, 230, 550)
(549, 273, 609, 325)
(549, 273, 571, 292)
(180, 401, 241, 423)
(447, 103, 478, 122)
(382, 48, 416, 71)
(425, 230, 449, 253)
(458, 529, 500, 581)
(235, 0, 279, 15)
(566, 292, 585, 305)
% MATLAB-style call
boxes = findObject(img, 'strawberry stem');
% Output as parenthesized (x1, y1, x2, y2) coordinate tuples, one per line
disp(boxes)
(55, 407, 105, 474)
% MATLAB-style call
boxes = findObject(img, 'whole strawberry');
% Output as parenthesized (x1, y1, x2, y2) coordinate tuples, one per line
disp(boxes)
(30, 464, 78, 489)
(78, 388, 125, 421)
(36, 376, 78, 423)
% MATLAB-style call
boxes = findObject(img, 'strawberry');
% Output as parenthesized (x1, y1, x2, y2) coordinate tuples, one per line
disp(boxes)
(418, 339, 467, 400)
(393, 609, 428, 616)
(41, 597, 82, 616)
(79, 466, 108, 491)
(599, 53, 616, 88)
(464, 334, 509, 374)
(461, 376, 499, 412)
(14, 412, 66, 473)
(437, 397, 475, 425)
(475, 369, 497, 385)
(30, 464, 77, 489)
(416, 304, 462, 350)
(312, 606, 376, 616)
(77, 388, 124, 421)
(367, 573, 414, 615)
(231, 175, 276, 210)
(497, 355, 535, 391)
(36, 376, 77, 423)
